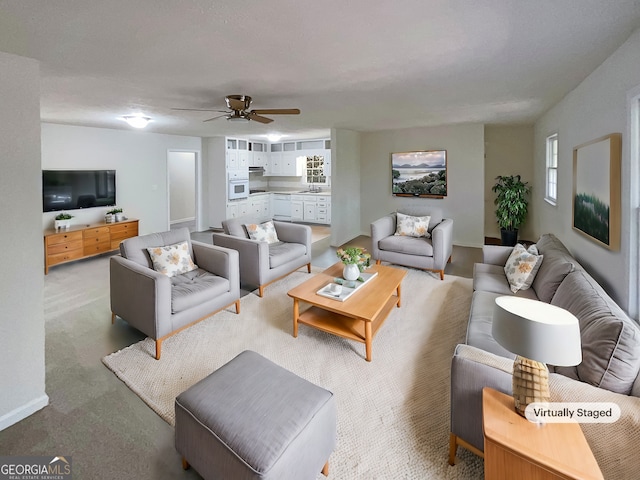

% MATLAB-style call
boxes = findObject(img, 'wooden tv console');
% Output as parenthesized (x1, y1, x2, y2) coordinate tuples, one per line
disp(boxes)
(44, 219, 139, 274)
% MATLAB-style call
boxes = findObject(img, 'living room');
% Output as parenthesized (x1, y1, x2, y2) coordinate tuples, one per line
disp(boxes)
(2, 2, 640, 479)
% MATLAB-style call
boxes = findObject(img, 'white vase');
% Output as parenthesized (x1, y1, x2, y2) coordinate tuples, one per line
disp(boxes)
(54, 219, 71, 230)
(343, 263, 360, 281)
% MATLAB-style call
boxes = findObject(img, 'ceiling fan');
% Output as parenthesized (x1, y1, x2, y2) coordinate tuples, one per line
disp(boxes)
(173, 95, 300, 124)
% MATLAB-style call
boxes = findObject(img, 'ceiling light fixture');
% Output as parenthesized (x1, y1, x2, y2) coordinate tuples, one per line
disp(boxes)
(122, 115, 151, 128)
(227, 113, 250, 123)
(266, 134, 282, 142)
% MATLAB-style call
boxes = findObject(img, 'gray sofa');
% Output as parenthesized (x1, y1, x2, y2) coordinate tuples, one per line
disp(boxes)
(370, 207, 453, 280)
(213, 219, 312, 297)
(110, 228, 241, 360)
(449, 234, 640, 479)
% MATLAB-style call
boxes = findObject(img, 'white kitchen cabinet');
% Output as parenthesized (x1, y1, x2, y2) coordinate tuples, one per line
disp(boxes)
(238, 139, 249, 169)
(304, 201, 317, 222)
(289, 194, 331, 225)
(226, 199, 248, 219)
(316, 195, 331, 224)
(291, 195, 304, 222)
(248, 194, 271, 223)
(249, 142, 268, 167)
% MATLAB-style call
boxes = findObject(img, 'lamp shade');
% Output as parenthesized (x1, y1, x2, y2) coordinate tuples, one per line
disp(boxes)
(492, 296, 582, 367)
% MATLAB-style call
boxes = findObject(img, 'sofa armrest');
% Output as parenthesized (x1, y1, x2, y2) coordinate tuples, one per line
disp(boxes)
(109, 255, 172, 339)
(450, 344, 513, 452)
(370, 214, 395, 258)
(432, 218, 453, 269)
(192, 241, 239, 289)
(273, 221, 311, 250)
(212, 233, 269, 286)
(482, 245, 513, 266)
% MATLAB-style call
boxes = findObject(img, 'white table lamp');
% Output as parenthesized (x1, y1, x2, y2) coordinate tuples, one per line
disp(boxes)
(492, 296, 582, 416)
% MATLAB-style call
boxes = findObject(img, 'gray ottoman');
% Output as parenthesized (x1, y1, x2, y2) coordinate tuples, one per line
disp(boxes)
(175, 350, 337, 480)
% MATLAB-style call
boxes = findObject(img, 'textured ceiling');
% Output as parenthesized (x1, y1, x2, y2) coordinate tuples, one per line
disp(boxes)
(0, 0, 639, 139)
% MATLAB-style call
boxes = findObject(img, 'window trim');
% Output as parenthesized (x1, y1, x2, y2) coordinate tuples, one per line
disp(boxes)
(545, 133, 558, 206)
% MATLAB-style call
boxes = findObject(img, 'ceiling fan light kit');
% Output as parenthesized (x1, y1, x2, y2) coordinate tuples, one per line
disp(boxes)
(174, 94, 300, 124)
(122, 115, 151, 128)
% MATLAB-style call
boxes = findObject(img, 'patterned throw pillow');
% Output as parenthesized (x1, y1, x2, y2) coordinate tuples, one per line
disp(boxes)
(394, 212, 431, 238)
(147, 241, 197, 277)
(245, 221, 280, 244)
(504, 243, 544, 293)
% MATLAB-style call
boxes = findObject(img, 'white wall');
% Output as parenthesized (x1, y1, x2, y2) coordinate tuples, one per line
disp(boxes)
(202, 136, 227, 229)
(360, 124, 485, 247)
(168, 151, 196, 223)
(0, 52, 48, 430)
(331, 128, 362, 246)
(533, 27, 640, 314)
(484, 125, 535, 241)
(41, 124, 201, 235)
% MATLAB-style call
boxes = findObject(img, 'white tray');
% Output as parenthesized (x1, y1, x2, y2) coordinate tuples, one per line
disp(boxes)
(316, 271, 378, 302)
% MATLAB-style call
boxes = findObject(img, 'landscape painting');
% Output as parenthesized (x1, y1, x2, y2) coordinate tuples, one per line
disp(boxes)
(391, 150, 447, 198)
(572, 133, 621, 250)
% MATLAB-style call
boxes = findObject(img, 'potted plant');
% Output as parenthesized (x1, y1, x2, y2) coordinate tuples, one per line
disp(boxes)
(54, 212, 74, 230)
(492, 175, 531, 246)
(336, 246, 371, 281)
(107, 207, 124, 222)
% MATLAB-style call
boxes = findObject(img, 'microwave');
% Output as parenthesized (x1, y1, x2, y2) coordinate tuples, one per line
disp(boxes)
(228, 178, 249, 200)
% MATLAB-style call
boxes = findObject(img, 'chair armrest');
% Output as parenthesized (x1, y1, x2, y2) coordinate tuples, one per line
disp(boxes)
(431, 218, 453, 269)
(192, 241, 239, 289)
(212, 233, 269, 286)
(482, 245, 513, 265)
(273, 221, 311, 250)
(450, 344, 513, 452)
(370, 214, 396, 258)
(109, 255, 171, 339)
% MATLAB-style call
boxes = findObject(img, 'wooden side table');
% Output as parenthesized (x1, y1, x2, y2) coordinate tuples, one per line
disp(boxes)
(482, 387, 604, 480)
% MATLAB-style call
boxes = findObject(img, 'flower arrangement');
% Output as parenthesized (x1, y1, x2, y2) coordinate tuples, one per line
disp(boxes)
(336, 246, 371, 272)
(107, 207, 123, 215)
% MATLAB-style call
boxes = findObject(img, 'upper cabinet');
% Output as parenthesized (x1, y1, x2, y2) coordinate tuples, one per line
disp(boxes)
(264, 138, 330, 177)
(226, 137, 249, 174)
(249, 141, 268, 167)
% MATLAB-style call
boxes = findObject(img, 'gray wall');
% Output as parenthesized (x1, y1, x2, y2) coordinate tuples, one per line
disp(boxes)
(0, 52, 48, 430)
(533, 27, 640, 316)
(41, 124, 201, 235)
(331, 128, 362, 246)
(360, 124, 485, 247)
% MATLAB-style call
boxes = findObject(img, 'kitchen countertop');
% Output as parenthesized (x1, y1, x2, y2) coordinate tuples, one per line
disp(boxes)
(248, 190, 331, 197)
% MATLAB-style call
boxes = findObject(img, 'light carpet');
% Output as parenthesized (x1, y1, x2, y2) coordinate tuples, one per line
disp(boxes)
(103, 267, 483, 479)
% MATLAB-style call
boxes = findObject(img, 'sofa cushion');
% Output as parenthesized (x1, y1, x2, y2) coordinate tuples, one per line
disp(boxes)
(473, 263, 539, 299)
(531, 234, 575, 302)
(147, 241, 198, 277)
(397, 206, 443, 233)
(551, 271, 640, 395)
(394, 212, 431, 238)
(222, 218, 248, 238)
(171, 269, 230, 314)
(120, 228, 192, 268)
(503, 243, 543, 293)
(246, 220, 280, 244)
(466, 291, 517, 360)
(269, 242, 307, 269)
(378, 235, 433, 257)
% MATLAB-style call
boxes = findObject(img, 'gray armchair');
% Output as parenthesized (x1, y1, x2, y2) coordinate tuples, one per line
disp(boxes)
(212, 219, 311, 297)
(370, 207, 453, 280)
(110, 228, 240, 360)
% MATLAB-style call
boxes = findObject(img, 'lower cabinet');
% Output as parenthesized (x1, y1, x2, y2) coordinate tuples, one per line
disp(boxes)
(44, 219, 139, 274)
(291, 194, 330, 225)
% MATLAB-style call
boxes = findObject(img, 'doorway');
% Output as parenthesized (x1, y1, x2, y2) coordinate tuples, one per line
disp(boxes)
(168, 150, 198, 232)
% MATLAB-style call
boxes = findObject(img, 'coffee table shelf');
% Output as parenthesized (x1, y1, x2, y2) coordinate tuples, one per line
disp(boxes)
(288, 262, 406, 361)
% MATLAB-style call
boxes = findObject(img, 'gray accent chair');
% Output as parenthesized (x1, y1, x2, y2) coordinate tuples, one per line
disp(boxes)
(212, 218, 312, 297)
(110, 227, 240, 360)
(370, 207, 453, 279)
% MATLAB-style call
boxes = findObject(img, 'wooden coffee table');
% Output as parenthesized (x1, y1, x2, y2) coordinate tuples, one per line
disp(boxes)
(287, 262, 406, 361)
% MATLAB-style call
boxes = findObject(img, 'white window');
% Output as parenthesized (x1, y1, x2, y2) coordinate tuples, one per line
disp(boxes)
(304, 155, 328, 185)
(545, 133, 558, 205)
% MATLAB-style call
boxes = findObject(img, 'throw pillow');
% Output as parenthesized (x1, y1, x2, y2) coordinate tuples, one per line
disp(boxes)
(245, 221, 280, 244)
(147, 241, 197, 277)
(394, 212, 431, 238)
(504, 243, 544, 293)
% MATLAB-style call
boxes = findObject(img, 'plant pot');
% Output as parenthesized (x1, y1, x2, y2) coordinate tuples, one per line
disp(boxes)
(55, 219, 72, 230)
(343, 263, 360, 281)
(105, 214, 114, 223)
(500, 228, 518, 247)
(115, 213, 124, 222)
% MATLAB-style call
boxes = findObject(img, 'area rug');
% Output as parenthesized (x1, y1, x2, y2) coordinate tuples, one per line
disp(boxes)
(103, 267, 483, 479)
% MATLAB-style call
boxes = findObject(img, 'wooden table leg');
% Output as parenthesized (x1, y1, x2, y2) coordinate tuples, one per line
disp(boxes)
(396, 283, 402, 307)
(365, 321, 372, 361)
(293, 298, 299, 337)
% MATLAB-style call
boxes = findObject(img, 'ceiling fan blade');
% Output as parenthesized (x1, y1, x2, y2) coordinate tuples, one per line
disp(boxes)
(172, 108, 228, 112)
(247, 113, 274, 124)
(203, 114, 229, 122)
(251, 108, 300, 115)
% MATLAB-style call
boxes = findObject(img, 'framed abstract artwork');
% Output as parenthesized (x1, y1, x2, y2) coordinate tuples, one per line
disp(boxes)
(391, 150, 447, 198)
(572, 133, 621, 250)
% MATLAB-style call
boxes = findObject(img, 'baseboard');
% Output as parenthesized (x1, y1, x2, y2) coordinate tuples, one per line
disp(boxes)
(170, 217, 195, 225)
(0, 394, 49, 431)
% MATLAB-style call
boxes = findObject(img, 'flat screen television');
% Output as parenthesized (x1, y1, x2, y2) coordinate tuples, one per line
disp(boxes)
(43, 170, 116, 212)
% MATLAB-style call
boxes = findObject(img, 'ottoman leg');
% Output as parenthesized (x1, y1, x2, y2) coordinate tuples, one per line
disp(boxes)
(322, 461, 329, 476)
(181, 457, 190, 470)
